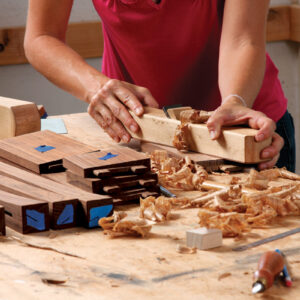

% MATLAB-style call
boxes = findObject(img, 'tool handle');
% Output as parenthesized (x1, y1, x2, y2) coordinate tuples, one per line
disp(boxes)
(254, 251, 285, 289)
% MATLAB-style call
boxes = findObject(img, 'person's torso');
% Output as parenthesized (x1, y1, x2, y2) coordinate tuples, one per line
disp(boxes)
(92, 0, 287, 121)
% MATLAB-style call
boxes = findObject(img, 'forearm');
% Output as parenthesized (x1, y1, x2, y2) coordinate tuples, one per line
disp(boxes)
(218, 43, 266, 108)
(24, 35, 108, 103)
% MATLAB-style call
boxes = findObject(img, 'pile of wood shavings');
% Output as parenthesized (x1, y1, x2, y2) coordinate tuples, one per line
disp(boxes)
(197, 169, 300, 237)
(140, 196, 172, 222)
(98, 211, 153, 238)
(150, 150, 208, 190)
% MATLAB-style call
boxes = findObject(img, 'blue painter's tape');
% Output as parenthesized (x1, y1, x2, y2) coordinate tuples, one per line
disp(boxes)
(98, 152, 118, 161)
(26, 209, 46, 231)
(35, 145, 55, 153)
(56, 204, 74, 225)
(89, 205, 113, 228)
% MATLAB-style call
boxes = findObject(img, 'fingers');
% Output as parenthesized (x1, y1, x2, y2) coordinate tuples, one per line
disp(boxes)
(258, 133, 284, 170)
(253, 115, 276, 142)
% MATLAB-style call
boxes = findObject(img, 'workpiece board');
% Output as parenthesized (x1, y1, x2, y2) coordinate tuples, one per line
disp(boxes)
(63, 146, 150, 178)
(0, 130, 97, 173)
(128, 107, 271, 164)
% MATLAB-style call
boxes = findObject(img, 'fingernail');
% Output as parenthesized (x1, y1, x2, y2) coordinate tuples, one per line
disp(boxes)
(122, 135, 130, 143)
(114, 137, 120, 143)
(135, 107, 143, 115)
(256, 133, 265, 141)
(262, 151, 270, 158)
(210, 130, 216, 139)
(130, 124, 138, 132)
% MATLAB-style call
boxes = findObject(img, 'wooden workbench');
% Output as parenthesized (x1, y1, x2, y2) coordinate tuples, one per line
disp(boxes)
(0, 113, 299, 300)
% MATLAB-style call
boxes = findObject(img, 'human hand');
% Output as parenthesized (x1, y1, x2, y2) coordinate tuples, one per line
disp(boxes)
(206, 98, 284, 169)
(88, 79, 159, 143)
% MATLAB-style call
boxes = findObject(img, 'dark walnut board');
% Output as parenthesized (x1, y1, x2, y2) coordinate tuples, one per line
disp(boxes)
(63, 146, 151, 178)
(0, 160, 113, 229)
(0, 174, 77, 230)
(0, 130, 97, 173)
(0, 190, 50, 234)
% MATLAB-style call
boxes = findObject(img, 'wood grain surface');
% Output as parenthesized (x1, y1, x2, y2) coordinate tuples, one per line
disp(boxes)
(0, 130, 97, 173)
(0, 174, 77, 230)
(63, 146, 150, 177)
(0, 161, 112, 228)
(128, 107, 271, 164)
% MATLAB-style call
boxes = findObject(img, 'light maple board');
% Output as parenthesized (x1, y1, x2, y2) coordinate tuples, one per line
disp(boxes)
(0, 130, 97, 173)
(128, 107, 271, 164)
(0, 96, 40, 139)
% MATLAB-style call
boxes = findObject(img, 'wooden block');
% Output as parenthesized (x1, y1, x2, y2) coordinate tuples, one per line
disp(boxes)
(63, 147, 150, 177)
(0, 161, 113, 228)
(166, 106, 192, 120)
(0, 205, 5, 236)
(141, 141, 224, 171)
(186, 227, 222, 250)
(128, 107, 271, 164)
(0, 190, 49, 234)
(0, 174, 77, 230)
(0, 96, 40, 140)
(0, 130, 97, 173)
(66, 170, 102, 193)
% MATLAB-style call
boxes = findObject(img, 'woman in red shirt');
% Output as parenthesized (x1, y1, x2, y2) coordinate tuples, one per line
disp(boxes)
(24, 0, 295, 171)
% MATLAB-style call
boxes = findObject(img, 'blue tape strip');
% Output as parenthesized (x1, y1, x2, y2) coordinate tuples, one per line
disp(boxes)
(35, 145, 55, 153)
(98, 152, 118, 161)
(26, 209, 46, 231)
(56, 204, 74, 225)
(89, 205, 113, 228)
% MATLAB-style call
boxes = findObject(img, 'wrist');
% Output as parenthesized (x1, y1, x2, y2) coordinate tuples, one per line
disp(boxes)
(84, 74, 110, 104)
(222, 94, 247, 107)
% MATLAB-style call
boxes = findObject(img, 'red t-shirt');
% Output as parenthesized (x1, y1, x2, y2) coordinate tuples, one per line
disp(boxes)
(92, 0, 287, 121)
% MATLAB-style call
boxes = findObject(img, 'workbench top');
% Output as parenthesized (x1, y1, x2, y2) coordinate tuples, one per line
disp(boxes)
(0, 113, 299, 300)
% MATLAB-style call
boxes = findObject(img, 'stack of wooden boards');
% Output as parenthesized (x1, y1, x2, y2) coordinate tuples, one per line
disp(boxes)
(0, 130, 159, 234)
(63, 147, 159, 205)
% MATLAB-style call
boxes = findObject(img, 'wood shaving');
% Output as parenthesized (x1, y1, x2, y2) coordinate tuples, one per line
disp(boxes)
(176, 244, 197, 254)
(179, 109, 213, 124)
(150, 150, 208, 191)
(218, 272, 232, 281)
(245, 169, 269, 190)
(173, 124, 189, 151)
(140, 196, 172, 222)
(98, 212, 152, 238)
